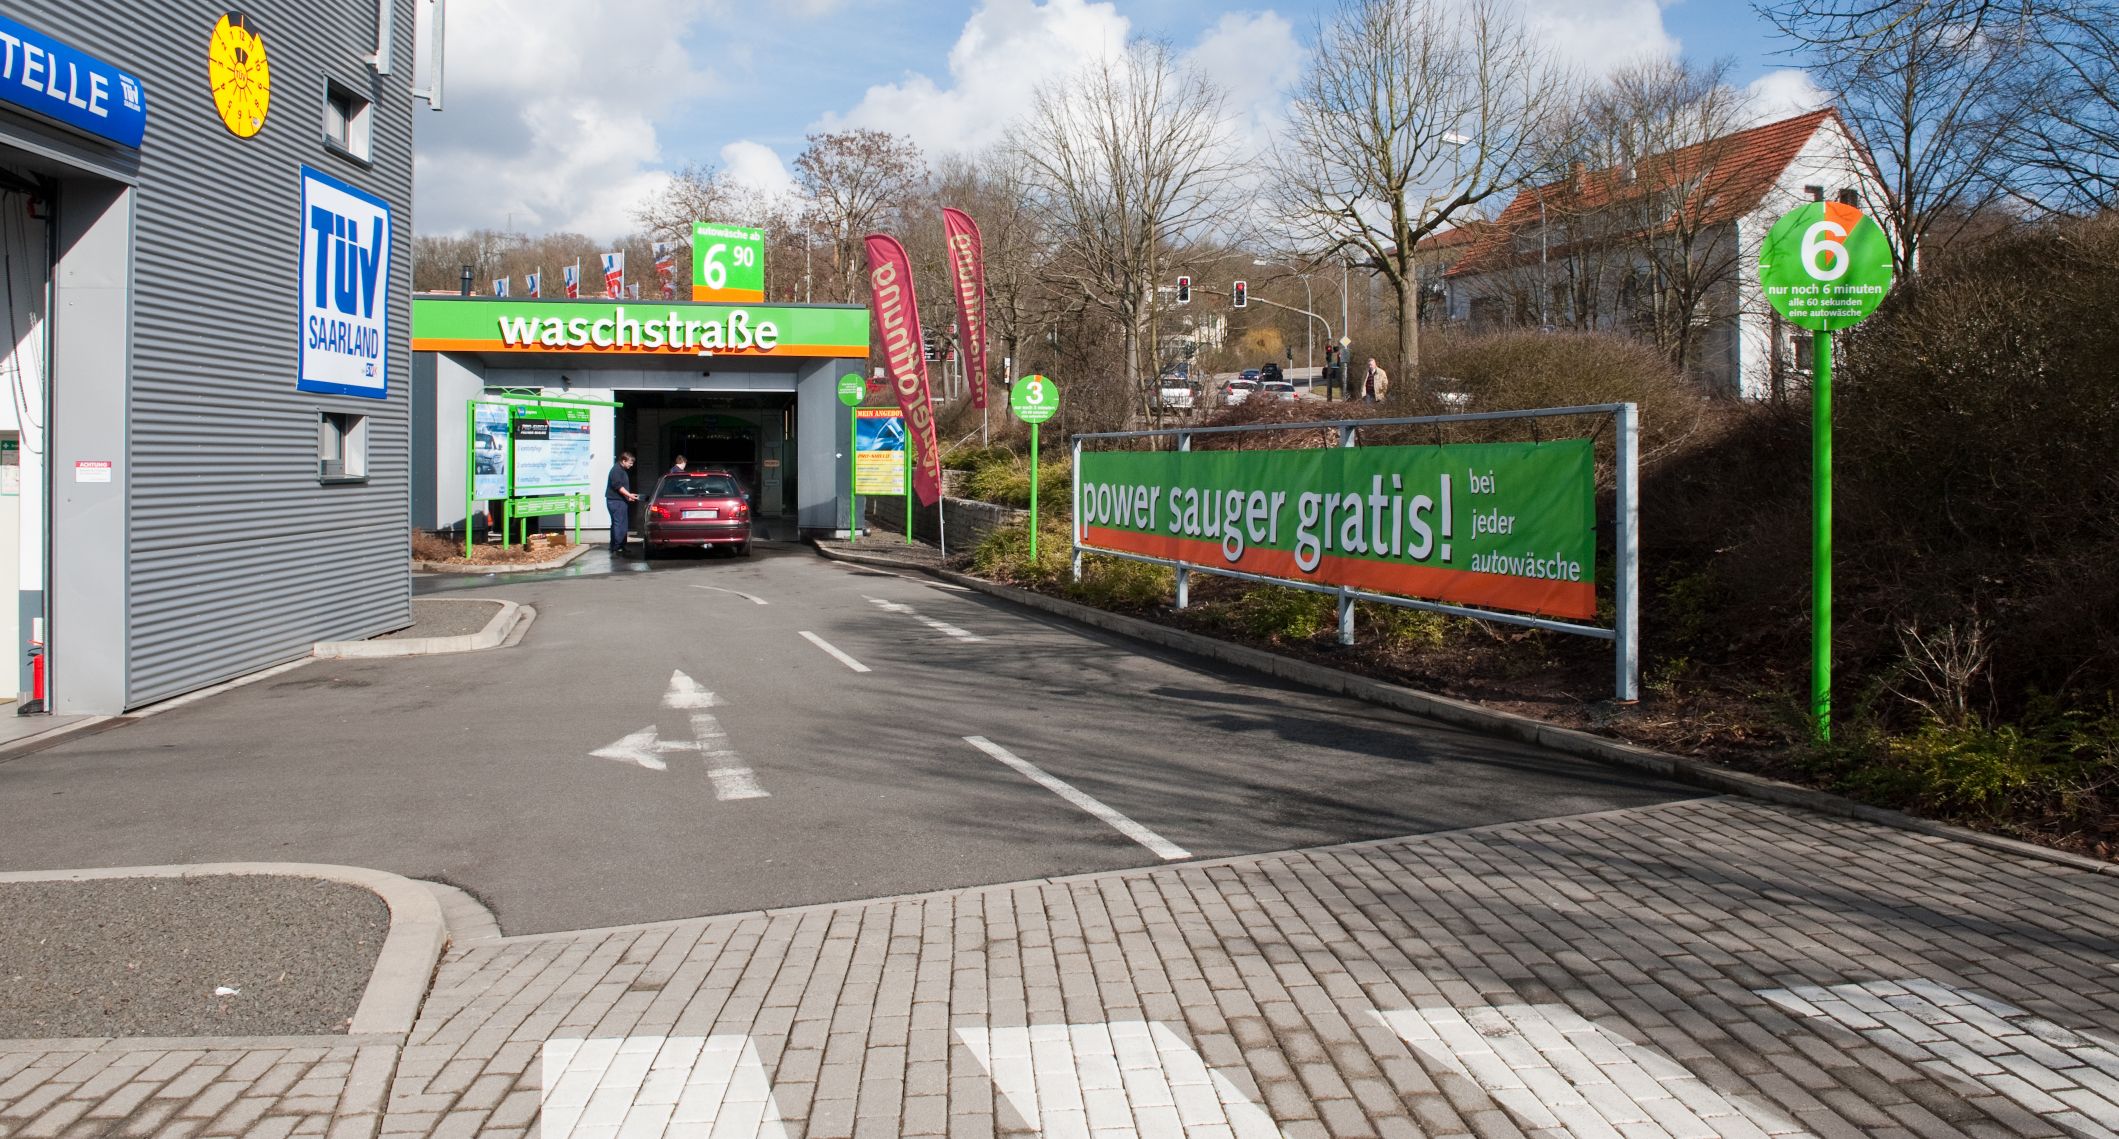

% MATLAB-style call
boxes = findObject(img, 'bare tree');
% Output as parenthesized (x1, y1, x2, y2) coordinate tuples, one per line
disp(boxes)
(1271, 0, 1570, 397)
(1760, 0, 2032, 275)
(1007, 41, 1239, 421)
(2008, 0, 2119, 213)
(794, 129, 927, 304)
(1583, 60, 1758, 371)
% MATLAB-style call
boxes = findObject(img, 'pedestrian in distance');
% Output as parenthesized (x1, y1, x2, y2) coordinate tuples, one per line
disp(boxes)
(1363, 357, 1391, 403)
(606, 451, 639, 554)
(667, 454, 689, 476)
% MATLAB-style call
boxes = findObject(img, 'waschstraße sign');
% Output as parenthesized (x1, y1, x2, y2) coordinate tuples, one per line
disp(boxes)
(1077, 440, 1596, 619)
(411, 298, 869, 357)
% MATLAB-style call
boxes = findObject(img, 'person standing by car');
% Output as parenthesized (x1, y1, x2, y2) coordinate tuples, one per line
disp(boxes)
(605, 452, 639, 554)
(667, 454, 689, 477)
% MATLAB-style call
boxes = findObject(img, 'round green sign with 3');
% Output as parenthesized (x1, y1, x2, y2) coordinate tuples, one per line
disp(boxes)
(837, 374, 866, 407)
(1011, 375, 1059, 424)
(1757, 201, 1896, 332)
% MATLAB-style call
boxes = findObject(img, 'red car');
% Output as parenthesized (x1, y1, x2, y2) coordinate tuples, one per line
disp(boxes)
(645, 470, 753, 556)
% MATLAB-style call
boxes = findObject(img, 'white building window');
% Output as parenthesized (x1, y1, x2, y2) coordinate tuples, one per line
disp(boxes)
(324, 84, 372, 161)
(318, 412, 368, 481)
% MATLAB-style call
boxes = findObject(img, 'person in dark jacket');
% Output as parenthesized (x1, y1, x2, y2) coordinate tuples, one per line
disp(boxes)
(605, 452, 639, 554)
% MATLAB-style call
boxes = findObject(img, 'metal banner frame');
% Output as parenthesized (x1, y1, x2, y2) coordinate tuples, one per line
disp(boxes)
(1071, 403, 1640, 701)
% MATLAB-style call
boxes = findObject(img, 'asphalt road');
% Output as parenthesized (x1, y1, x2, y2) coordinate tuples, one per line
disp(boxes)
(0, 540, 1690, 934)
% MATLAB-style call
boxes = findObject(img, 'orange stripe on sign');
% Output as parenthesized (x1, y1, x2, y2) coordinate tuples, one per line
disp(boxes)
(410, 339, 858, 357)
(1083, 526, 1596, 620)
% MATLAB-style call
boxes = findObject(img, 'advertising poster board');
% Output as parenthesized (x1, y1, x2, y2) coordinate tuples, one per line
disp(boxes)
(472, 402, 510, 499)
(297, 165, 392, 398)
(854, 409, 906, 495)
(1076, 440, 1596, 619)
(512, 404, 594, 493)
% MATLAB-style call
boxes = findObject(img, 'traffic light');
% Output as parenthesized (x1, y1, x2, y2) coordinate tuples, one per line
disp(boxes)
(1232, 280, 1247, 308)
(1175, 275, 1191, 304)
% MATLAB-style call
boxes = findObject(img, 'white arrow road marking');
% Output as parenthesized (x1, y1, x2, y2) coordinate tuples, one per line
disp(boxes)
(1758, 979, 2119, 1138)
(798, 631, 870, 672)
(957, 1021, 1286, 1137)
(1372, 1004, 1812, 1138)
(590, 681, 768, 798)
(591, 726, 669, 771)
(964, 736, 1190, 860)
(689, 585, 768, 605)
(663, 670, 721, 709)
(865, 596, 986, 641)
(540, 1034, 791, 1138)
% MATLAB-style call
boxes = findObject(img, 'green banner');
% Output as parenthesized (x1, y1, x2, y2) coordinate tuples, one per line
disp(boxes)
(511, 493, 590, 515)
(692, 222, 766, 302)
(411, 297, 867, 357)
(1077, 440, 1597, 619)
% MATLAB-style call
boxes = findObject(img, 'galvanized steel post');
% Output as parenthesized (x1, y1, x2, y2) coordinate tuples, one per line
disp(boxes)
(1071, 435, 1084, 582)
(1615, 402, 1640, 702)
(1174, 432, 1191, 610)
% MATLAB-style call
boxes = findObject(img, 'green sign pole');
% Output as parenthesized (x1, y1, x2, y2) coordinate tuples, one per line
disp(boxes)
(838, 374, 865, 542)
(1758, 200, 1894, 740)
(1011, 375, 1060, 562)
(463, 402, 476, 559)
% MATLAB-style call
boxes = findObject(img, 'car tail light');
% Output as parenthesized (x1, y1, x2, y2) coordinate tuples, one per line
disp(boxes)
(650, 504, 668, 519)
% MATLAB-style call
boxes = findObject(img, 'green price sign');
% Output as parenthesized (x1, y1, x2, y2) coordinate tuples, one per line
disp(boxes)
(837, 374, 866, 407)
(1011, 375, 1059, 424)
(1758, 201, 1895, 331)
(692, 222, 765, 303)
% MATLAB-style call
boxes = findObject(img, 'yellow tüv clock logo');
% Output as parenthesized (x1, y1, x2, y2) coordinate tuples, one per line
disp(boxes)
(208, 12, 270, 138)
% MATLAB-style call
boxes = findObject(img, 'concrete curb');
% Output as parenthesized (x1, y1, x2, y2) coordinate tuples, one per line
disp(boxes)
(313, 600, 529, 659)
(812, 542, 2119, 881)
(412, 542, 591, 574)
(0, 862, 446, 1035)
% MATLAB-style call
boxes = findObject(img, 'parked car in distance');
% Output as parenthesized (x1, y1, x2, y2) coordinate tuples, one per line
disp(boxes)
(1157, 377, 1199, 410)
(645, 470, 752, 557)
(1261, 380, 1299, 401)
(1222, 378, 1259, 405)
(1259, 362, 1284, 385)
(1240, 368, 1261, 383)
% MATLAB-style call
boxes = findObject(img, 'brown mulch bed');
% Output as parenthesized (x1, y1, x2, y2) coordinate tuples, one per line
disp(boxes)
(411, 530, 574, 566)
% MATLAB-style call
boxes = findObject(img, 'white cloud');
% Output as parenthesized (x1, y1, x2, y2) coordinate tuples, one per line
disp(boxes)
(814, 0, 1131, 156)
(720, 140, 797, 198)
(1746, 68, 1831, 123)
(413, 0, 723, 240)
(1187, 10, 1301, 147)
(1521, 0, 1679, 77)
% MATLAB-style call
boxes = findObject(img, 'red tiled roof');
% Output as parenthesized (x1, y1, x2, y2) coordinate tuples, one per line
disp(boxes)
(1448, 108, 1844, 278)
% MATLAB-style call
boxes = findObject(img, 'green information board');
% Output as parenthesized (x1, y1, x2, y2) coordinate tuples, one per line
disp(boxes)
(692, 222, 766, 303)
(1011, 375, 1059, 424)
(1758, 201, 1895, 331)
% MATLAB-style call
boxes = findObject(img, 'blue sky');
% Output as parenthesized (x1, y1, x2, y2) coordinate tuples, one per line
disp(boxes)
(416, 0, 1811, 240)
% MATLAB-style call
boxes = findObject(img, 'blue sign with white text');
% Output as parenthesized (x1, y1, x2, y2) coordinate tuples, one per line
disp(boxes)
(0, 16, 147, 149)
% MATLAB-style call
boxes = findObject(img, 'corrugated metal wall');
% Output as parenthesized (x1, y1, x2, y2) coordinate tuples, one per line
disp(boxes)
(19, 1, 415, 705)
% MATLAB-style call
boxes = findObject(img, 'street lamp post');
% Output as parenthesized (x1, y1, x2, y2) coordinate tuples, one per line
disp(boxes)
(1245, 257, 1313, 368)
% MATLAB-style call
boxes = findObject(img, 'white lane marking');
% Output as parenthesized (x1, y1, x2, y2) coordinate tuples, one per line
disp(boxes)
(865, 596, 987, 641)
(690, 584, 769, 605)
(799, 631, 870, 672)
(689, 709, 769, 802)
(963, 736, 1190, 861)
(1372, 1003, 1812, 1138)
(958, 1021, 1287, 1137)
(540, 1034, 791, 1138)
(663, 669, 721, 709)
(1759, 979, 2119, 1138)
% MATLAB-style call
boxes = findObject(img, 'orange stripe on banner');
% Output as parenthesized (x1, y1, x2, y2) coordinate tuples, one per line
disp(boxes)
(410, 339, 858, 357)
(1083, 526, 1596, 620)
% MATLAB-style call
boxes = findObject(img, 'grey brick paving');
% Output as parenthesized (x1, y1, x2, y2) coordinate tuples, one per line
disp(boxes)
(8, 797, 2119, 1137)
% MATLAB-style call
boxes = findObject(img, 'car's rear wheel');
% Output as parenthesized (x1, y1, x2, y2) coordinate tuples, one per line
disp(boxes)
(736, 542, 751, 557)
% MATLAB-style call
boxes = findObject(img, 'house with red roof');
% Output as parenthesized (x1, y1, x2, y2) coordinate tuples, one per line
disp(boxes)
(1442, 108, 1884, 399)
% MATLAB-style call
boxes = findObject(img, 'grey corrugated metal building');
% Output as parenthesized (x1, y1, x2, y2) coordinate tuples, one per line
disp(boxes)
(0, 3, 419, 714)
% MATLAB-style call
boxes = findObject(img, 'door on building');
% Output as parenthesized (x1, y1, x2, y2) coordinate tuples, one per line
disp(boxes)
(0, 174, 50, 706)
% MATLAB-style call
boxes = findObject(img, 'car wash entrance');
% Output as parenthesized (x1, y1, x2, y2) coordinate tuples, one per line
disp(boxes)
(410, 296, 871, 542)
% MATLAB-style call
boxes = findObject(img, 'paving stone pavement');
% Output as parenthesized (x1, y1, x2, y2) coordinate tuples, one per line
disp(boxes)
(7, 795, 2119, 1138)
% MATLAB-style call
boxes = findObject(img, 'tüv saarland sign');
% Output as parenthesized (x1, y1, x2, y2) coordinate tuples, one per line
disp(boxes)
(411, 297, 869, 358)
(1076, 440, 1597, 619)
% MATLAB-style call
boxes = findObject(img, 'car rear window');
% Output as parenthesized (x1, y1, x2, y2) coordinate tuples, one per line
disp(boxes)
(662, 475, 739, 497)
